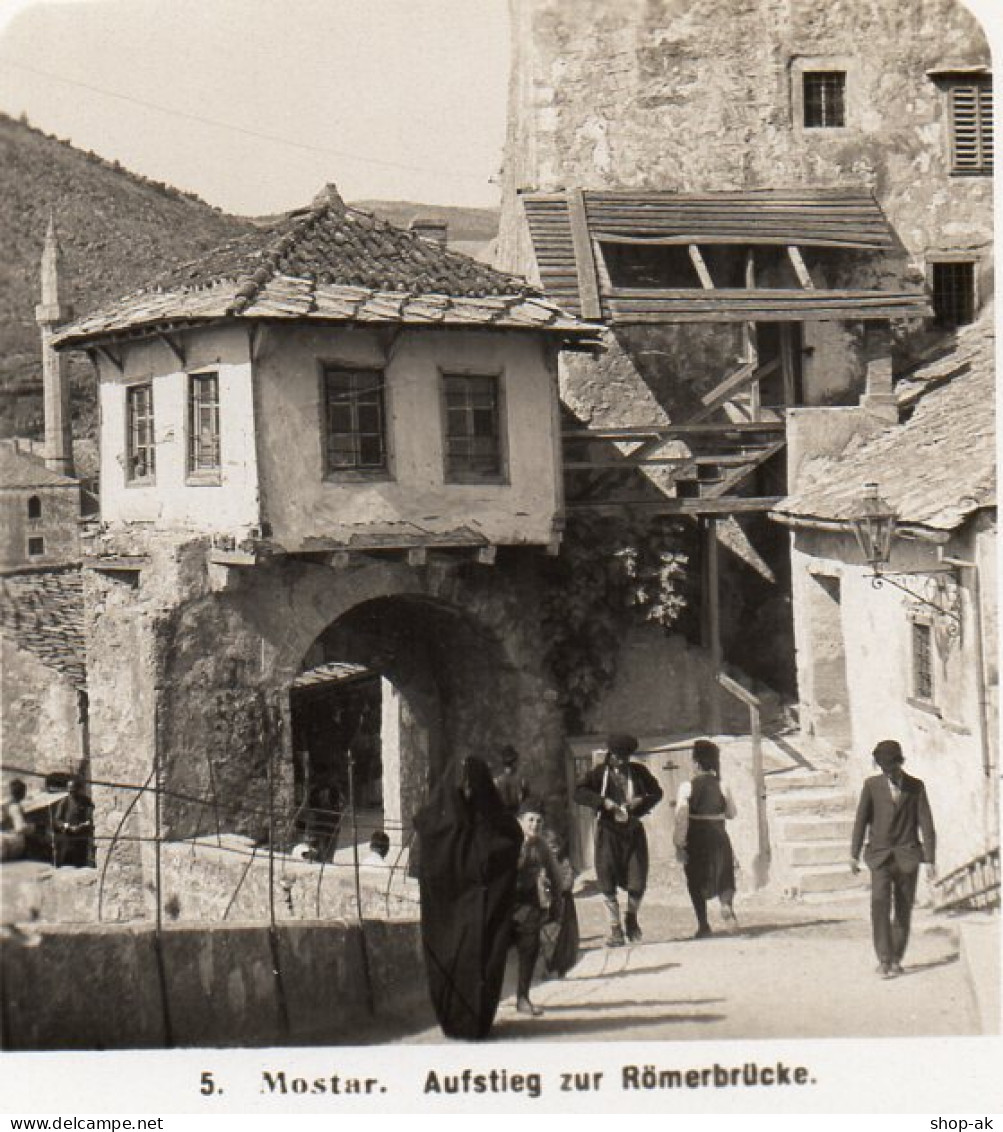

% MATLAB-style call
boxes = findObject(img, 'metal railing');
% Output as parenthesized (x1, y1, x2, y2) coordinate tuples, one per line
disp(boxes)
(935, 845, 1000, 913)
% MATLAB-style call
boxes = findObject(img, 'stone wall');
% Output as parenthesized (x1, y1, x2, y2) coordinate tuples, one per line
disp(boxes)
(0, 483, 80, 571)
(1, 917, 425, 1050)
(499, 0, 992, 299)
(1, 637, 84, 784)
(789, 521, 998, 873)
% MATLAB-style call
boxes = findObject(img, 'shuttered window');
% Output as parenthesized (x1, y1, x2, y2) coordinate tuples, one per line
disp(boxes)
(949, 81, 993, 173)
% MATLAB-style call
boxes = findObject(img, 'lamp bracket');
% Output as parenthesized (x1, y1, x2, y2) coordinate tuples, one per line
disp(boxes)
(870, 567, 962, 635)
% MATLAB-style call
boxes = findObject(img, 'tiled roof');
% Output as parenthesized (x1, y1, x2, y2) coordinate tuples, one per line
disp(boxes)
(0, 443, 78, 488)
(774, 316, 995, 533)
(53, 185, 597, 348)
(0, 567, 85, 687)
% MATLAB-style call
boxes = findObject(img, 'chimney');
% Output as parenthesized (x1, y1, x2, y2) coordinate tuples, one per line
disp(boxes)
(859, 321, 898, 425)
(409, 217, 448, 247)
(35, 213, 74, 476)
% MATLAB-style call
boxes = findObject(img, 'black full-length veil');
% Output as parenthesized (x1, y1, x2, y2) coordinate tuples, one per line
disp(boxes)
(413, 756, 523, 1039)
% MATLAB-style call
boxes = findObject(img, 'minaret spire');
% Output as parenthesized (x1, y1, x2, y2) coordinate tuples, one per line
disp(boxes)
(35, 211, 74, 476)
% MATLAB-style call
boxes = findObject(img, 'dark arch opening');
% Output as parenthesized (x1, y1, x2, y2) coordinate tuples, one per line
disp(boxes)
(288, 593, 513, 860)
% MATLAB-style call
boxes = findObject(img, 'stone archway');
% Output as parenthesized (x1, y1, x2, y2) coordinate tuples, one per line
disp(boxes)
(289, 593, 518, 852)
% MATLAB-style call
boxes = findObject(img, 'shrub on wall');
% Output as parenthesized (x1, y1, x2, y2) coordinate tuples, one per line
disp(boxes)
(541, 513, 693, 730)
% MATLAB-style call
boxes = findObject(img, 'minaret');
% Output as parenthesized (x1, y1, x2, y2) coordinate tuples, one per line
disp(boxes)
(35, 213, 74, 476)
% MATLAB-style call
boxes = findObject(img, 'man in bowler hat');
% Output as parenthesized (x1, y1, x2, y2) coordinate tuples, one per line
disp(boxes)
(574, 733, 662, 946)
(850, 739, 936, 978)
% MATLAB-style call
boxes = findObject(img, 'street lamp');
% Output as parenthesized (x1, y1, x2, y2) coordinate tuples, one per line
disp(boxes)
(849, 482, 897, 574)
(848, 481, 962, 632)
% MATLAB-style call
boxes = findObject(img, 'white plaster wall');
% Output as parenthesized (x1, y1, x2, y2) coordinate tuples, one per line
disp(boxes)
(98, 326, 260, 533)
(791, 525, 996, 872)
(254, 325, 562, 549)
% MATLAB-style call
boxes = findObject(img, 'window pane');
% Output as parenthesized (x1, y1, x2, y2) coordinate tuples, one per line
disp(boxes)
(803, 72, 846, 128)
(442, 374, 501, 479)
(323, 368, 387, 473)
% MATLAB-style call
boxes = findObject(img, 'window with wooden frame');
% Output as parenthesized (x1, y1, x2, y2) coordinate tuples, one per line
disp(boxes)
(126, 382, 155, 482)
(27, 536, 44, 557)
(323, 367, 388, 474)
(948, 80, 993, 174)
(931, 259, 977, 328)
(188, 372, 221, 477)
(442, 373, 503, 482)
(802, 71, 846, 128)
(911, 619, 935, 704)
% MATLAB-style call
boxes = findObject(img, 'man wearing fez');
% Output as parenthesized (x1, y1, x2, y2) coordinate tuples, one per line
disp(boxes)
(575, 733, 663, 946)
(850, 739, 937, 978)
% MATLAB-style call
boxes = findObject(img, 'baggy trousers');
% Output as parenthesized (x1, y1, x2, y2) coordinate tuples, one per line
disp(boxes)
(869, 858, 920, 965)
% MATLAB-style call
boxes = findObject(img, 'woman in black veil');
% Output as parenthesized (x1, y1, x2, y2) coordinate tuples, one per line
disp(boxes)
(413, 755, 523, 1039)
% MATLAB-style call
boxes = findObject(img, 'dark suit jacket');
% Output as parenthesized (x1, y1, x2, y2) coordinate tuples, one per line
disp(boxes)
(850, 771, 936, 870)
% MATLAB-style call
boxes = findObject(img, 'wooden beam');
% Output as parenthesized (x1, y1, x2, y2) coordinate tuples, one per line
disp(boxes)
(787, 245, 815, 289)
(564, 495, 784, 516)
(566, 188, 603, 321)
(94, 345, 123, 375)
(250, 323, 271, 364)
(563, 421, 785, 439)
(159, 333, 186, 367)
(688, 245, 715, 290)
(705, 518, 722, 733)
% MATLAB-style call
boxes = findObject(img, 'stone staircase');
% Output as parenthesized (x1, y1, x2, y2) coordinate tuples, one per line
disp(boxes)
(763, 738, 869, 902)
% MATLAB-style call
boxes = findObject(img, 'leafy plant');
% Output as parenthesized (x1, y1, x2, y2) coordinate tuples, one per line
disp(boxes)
(541, 513, 692, 729)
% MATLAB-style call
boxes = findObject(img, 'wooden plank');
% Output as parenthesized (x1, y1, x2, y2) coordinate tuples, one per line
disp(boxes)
(564, 496, 784, 515)
(787, 245, 815, 289)
(566, 187, 602, 320)
(688, 245, 715, 289)
(563, 421, 785, 439)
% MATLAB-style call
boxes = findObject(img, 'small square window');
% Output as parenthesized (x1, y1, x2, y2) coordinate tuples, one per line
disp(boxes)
(931, 261, 976, 328)
(803, 72, 846, 128)
(912, 621, 934, 703)
(27, 536, 44, 557)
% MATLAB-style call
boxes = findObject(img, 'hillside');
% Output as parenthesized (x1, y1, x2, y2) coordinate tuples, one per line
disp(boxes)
(0, 114, 503, 456)
(349, 199, 499, 244)
(0, 113, 255, 445)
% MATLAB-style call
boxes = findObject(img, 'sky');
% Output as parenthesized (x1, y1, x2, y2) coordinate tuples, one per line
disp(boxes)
(0, 0, 510, 215)
(0, 0, 999, 220)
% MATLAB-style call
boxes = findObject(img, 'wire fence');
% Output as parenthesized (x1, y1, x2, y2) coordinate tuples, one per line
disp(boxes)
(3, 758, 419, 926)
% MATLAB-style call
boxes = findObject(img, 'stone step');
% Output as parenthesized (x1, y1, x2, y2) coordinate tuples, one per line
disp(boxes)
(788, 841, 853, 867)
(764, 770, 843, 794)
(796, 868, 870, 895)
(769, 791, 857, 817)
(781, 817, 855, 842)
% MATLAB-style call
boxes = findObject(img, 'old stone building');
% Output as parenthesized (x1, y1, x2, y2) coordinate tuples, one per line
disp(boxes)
(51, 185, 597, 917)
(773, 312, 997, 875)
(496, 0, 991, 724)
